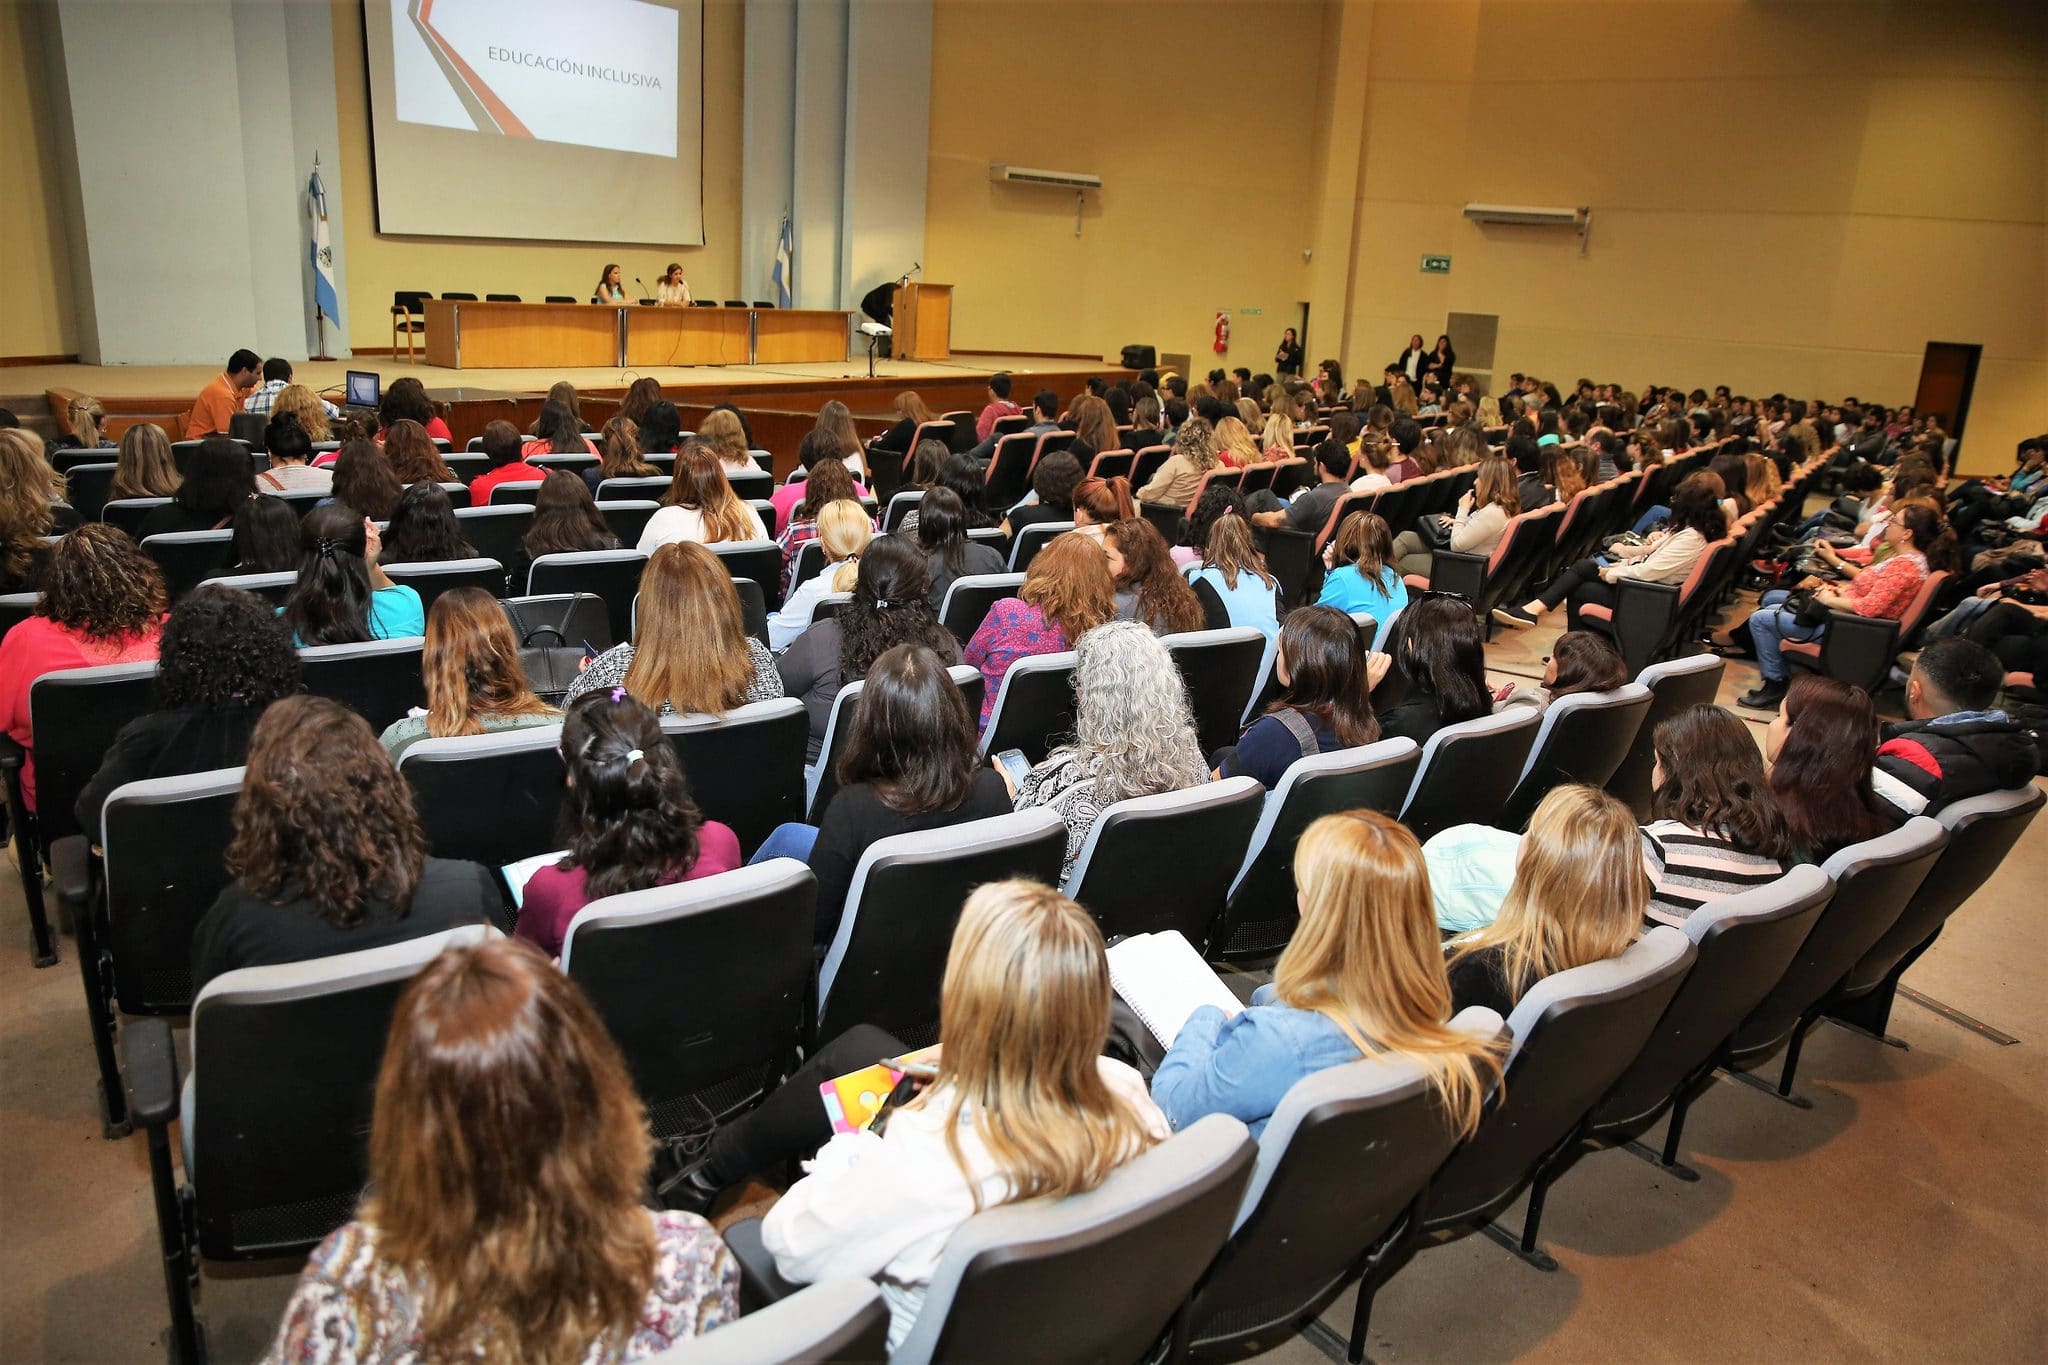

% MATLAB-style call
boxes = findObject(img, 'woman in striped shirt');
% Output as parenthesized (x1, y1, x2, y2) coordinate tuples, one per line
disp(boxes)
(1640, 704, 1794, 926)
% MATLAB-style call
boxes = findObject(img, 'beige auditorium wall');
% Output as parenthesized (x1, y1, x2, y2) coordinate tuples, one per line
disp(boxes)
(0, 1, 78, 359)
(1335, 0, 2046, 471)
(328, 0, 745, 354)
(923, 0, 1320, 363)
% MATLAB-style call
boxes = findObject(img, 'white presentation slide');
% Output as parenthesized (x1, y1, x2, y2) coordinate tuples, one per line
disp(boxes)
(390, 0, 679, 159)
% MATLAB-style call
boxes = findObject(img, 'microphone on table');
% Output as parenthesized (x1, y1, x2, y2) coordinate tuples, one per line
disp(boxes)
(635, 276, 648, 294)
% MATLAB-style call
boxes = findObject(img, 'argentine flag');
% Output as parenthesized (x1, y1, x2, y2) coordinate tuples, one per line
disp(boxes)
(772, 212, 793, 309)
(308, 166, 340, 324)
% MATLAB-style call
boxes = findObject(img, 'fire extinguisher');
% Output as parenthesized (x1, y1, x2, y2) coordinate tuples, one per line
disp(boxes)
(1213, 310, 1230, 355)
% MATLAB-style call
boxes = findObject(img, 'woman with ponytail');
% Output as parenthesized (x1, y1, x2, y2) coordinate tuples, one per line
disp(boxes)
(1152, 808, 1502, 1137)
(1070, 474, 1136, 537)
(280, 501, 425, 646)
(514, 691, 741, 958)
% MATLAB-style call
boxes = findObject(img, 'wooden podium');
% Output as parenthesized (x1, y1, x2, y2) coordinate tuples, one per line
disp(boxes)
(894, 282, 952, 360)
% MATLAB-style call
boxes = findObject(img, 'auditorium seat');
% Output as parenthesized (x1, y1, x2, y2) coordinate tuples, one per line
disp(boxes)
(298, 637, 426, 732)
(381, 558, 509, 614)
(725, 467, 773, 501)
(453, 505, 534, 571)
(1494, 682, 1654, 831)
(660, 698, 808, 856)
(975, 650, 1077, 766)
(140, 530, 236, 601)
(398, 726, 566, 874)
(1178, 1007, 1503, 1361)
(816, 807, 1065, 1046)
(1417, 503, 1562, 622)
(198, 570, 294, 607)
(645, 1279, 886, 1363)
(704, 539, 784, 612)
(1397, 707, 1543, 842)
(128, 924, 496, 1362)
(1061, 776, 1264, 945)
(595, 475, 671, 502)
(1779, 570, 1951, 694)
(596, 499, 660, 547)
(100, 497, 171, 541)
(939, 572, 1024, 645)
(1008, 520, 1074, 573)
(1605, 654, 1723, 819)
(530, 453, 597, 475)
(1345, 930, 1694, 1356)
(787, 539, 827, 595)
(527, 549, 647, 644)
(981, 433, 1041, 511)
(0, 592, 38, 642)
(443, 452, 489, 482)
(561, 860, 815, 1142)
(63, 461, 116, 520)
(1161, 626, 1269, 758)
(1214, 738, 1421, 961)
(487, 479, 546, 507)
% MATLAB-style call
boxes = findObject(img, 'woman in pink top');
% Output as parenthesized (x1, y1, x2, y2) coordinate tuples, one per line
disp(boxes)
(962, 533, 1116, 728)
(515, 689, 742, 958)
(0, 526, 167, 812)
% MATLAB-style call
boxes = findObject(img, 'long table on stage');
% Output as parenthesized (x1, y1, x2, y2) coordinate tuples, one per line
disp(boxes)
(422, 300, 849, 369)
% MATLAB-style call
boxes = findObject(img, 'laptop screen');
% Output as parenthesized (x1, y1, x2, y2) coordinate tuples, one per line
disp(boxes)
(345, 370, 380, 408)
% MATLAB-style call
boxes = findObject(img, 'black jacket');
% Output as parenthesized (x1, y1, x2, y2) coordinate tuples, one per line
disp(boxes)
(75, 705, 265, 844)
(1875, 713, 2040, 814)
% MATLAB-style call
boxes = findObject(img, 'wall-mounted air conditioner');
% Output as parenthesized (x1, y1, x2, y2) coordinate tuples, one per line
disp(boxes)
(990, 164, 1103, 191)
(1461, 203, 1593, 255)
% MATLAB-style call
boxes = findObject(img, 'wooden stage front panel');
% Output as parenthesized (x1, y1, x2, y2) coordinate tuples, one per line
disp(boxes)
(625, 307, 750, 367)
(425, 300, 621, 369)
(754, 309, 849, 364)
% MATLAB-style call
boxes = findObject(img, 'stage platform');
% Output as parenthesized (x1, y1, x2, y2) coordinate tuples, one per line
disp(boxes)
(5, 352, 1128, 475)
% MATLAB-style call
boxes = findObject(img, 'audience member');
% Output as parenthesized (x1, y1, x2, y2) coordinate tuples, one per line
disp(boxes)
(378, 481, 479, 567)
(1216, 606, 1382, 788)
(965, 533, 1116, 727)
(588, 414, 660, 494)
(0, 430, 65, 591)
(1495, 471, 1725, 629)
(693, 407, 756, 476)
(1009, 622, 1208, 876)
(467, 419, 547, 505)
(264, 936, 738, 1359)
(1188, 504, 1280, 640)
(0, 525, 166, 811)
(139, 436, 253, 537)
(639, 400, 686, 457)
(1103, 518, 1203, 634)
(507, 471, 616, 586)
(522, 399, 600, 459)
(776, 535, 960, 760)
(1071, 474, 1137, 536)
(1376, 595, 1492, 743)
(280, 504, 424, 646)
(1494, 630, 1627, 712)
(185, 349, 261, 438)
(872, 390, 935, 464)
(1391, 455, 1519, 577)
(1874, 637, 2040, 814)
(378, 588, 559, 761)
(380, 418, 455, 486)
(1642, 705, 1794, 925)
(777, 457, 864, 595)
(1765, 675, 1898, 861)
(50, 394, 113, 451)
(229, 495, 302, 572)
(254, 414, 332, 493)
(328, 438, 405, 521)
(916, 486, 1007, 610)
(1138, 417, 1220, 509)
(639, 446, 768, 551)
(568, 542, 782, 715)
(239, 359, 309, 418)
(513, 692, 742, 959)
(816, 399, 869, 480)
(108, 423, 181, 502)
(1249, 440, 1351, 536)
(768, 499, 871, 651)
(1153, 809, 1499, 1136)
(974, 372, 1021, 443)
(74, 584, 298, 843)
(772, 429, 869, 526)
(891, 440, 951, 540)
(1444, 785, 1646, 1015)
(1002, 451, 1083, 538)
(191, 696, 504, 993)
(756, 644, 1012, 947)
(1317, 510, 1408, 648)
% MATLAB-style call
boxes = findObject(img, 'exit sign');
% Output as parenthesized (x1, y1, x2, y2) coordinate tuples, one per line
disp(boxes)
(1421, 254, 1452, 274)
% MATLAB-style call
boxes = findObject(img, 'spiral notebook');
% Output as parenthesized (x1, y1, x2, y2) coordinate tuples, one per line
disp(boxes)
(1106, 931, 1243, 1047)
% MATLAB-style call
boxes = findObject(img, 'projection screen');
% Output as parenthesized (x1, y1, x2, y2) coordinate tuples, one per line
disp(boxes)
(361, 0, 704, 244)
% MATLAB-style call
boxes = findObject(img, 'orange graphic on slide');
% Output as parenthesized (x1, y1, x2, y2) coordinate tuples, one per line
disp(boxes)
(409, 0, 533, 138)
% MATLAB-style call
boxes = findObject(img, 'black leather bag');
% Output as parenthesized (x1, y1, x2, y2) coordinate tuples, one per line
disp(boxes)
(1120, 343, 1157, 369)
(501, 594, 610, 701)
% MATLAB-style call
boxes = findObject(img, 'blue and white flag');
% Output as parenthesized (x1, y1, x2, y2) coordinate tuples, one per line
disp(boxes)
(772, 212, 793, 309)
(307, 164, 340, 323)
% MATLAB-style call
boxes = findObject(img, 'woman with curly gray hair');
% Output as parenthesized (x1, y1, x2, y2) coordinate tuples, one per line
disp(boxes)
(1007, 620, 1210, 877)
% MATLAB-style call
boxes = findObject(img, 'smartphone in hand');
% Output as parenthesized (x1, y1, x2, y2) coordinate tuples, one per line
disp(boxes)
(992, 748, 1032, 789)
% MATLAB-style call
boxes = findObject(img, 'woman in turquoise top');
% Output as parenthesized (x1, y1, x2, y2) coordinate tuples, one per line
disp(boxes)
(1184, 509, 1280, 641)
(281, 503, 425, 647)
(593, 263, 627, 303)
(1315, 510, 1407, 649)
(1150, 808, 1501, 1138)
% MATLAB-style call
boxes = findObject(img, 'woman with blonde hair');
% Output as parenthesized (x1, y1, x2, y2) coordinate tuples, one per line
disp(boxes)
(1234, 396, 1264, 432)
(1010, 621, 1209, 876)
(671, 879, 1164, 1350)
(0, 430, 66, 588)
(54, 395, 113, 450)
(1154, 809, 1502, 1136)
(1260, 409, 1296, 461)
(272, 384, 332, 443)
(777, 456, 864, 595)
(965, 532, 1117, 727)
(638, 445, 768, 551)
(696, 406, 756, 474)
(568, 541, 782, 715)
(379, 418, 454, 484)
(769, 499, 874, 649)
(1211, 416, 1262, 469)
(1745, 451, 1782, 507)
(379, 587, 559, 760)
(266, 937, 738, 1360)
(1137, 416, 1219, 509)
(108, 422, 181, 502)
(872, 390, 936, 465)
(1442, 785, 1646, 1016)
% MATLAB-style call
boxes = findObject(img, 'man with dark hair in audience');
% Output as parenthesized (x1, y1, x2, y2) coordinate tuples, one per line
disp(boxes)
(1161, 397, 1189, 441)
(1194, 395, 1230, 426)
(1231, 366, 1253, 389)
(1386, 417, 1426, 482)
(256, 414, 332, 493)
(186, 348, 262, 438)
(1026, 390, 1060, 435)
(1163, 373, 1188, 402)
(243, 357, 341, 420)
(1138, 367, 1160, 388)
(974, 372, 1020, 443)
(1249, 440, 1352, 533)
(1874, 637, 2039, 816)
(469, 419, 548, 504)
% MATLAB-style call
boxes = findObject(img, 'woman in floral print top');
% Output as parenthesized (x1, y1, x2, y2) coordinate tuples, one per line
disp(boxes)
(264, 939, 738, 1363)
(962, 532, 1117, 729)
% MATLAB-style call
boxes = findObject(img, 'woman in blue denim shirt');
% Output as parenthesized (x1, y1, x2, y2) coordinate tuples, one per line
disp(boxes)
(1151, 809, 1500, 1137)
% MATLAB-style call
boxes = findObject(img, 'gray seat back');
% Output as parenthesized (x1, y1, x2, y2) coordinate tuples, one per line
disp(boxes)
(1062, 777, 1265, 949)
(1398, 707, 1542, 842)
(1606, 655, 1723, 819)
(1496, 682, 1653, 830)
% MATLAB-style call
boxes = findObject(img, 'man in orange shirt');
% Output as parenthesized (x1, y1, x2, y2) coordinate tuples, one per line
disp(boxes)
(185, 350, 262, 438)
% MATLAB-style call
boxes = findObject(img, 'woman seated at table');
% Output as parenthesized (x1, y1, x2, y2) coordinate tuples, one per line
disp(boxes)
(656, 262, 693, 306)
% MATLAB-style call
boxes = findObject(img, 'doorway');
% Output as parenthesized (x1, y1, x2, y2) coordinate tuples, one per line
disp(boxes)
(1913, 342, 1982, 438)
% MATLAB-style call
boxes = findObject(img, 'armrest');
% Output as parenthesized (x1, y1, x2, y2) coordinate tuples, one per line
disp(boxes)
(0, 733, 22, 772)
(123, 1016, 181, 1129)
(1428, 549, 1488, 600)
(722, 1217, 805, 1311)
(1817, 608, 1902, 692)
(50, 834, 94, 912)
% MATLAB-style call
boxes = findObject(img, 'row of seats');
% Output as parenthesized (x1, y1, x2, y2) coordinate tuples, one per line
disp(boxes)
(122, 770, 2040, 1361)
